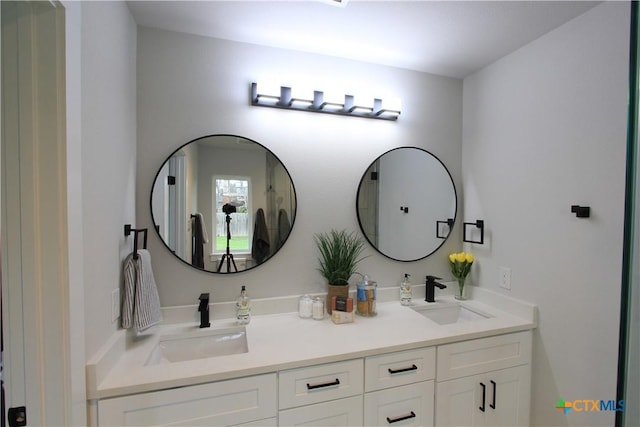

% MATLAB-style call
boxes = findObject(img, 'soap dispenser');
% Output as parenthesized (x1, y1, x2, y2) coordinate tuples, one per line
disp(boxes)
(400, 274, 412, 306)
(236, 285, 251, 325)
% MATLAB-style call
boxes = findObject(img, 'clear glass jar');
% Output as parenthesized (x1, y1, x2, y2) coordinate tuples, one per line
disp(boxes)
(298, 294, 313, 318)
(312, 297, 324, 320)
(356, 276, 377, 316)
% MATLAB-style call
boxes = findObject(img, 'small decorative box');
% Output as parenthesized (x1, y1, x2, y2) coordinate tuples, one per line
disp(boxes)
(330, 296, 354, 324)
(331, 310, 355, 324)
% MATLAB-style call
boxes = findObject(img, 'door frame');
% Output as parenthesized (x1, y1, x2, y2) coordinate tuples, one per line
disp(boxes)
(1, 1, 82, 425)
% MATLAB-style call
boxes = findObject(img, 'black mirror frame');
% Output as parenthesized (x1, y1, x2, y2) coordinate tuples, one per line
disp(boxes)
(149, 134, 297, 274)
(355, 146, 457, 262)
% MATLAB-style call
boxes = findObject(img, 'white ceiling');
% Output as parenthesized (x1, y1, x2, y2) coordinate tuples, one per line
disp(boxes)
(127, 0, 601, 79)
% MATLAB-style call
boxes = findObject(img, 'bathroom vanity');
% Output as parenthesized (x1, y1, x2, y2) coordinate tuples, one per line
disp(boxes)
(87, 287, 536, 426)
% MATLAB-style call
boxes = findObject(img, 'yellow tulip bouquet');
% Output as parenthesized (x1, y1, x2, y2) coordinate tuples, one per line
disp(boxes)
(449, 252, 474, 300)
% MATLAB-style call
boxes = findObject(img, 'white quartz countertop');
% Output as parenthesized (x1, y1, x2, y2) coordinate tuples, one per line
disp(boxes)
(87, 291, 536, 400)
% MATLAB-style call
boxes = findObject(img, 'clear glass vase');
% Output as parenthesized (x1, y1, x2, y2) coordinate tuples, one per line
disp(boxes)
(455, 278, 467, 300)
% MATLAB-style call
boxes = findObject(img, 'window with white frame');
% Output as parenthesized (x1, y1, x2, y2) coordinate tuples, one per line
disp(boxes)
(213, 176, 251, 253)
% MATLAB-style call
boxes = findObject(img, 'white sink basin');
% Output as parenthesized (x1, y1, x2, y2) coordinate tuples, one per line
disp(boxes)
(146, 326, 248, 365)
(412, 302, 491, 325)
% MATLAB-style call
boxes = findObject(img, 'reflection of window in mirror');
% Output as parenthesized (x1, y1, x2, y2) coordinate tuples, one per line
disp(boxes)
(213, 177, 251, 254)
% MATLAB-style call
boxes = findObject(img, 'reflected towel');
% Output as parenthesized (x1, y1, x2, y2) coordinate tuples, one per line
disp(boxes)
(192, 214, 205, 269)
(121, 249, 162, 331)
(252, 208, 270, 264)
(195, 212, 208, 244)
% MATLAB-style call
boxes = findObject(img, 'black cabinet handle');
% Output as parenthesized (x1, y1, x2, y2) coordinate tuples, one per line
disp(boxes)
(386, 411, 416, 424)
(388, 364, 418, 375)
(306, 378, 340, 390)
(490, 380, 496, 410)
(479, 382, 486, 412)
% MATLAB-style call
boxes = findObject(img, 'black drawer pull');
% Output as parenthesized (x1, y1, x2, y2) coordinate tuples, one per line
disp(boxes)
(388, 364, 418, 375)
(306, 378, 340, 390)
(479, 382, 486, 412)
(386, 411, 416, 424)
(490, 380, 496, 410)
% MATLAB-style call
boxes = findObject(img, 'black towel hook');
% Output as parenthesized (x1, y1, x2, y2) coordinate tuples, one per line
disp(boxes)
(571, 205, 590, 218)
(124, 224, 148, 259)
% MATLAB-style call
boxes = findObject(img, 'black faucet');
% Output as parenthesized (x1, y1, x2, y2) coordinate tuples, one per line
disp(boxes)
(198, 293, 211, 328)
(425, 275, 446, 303)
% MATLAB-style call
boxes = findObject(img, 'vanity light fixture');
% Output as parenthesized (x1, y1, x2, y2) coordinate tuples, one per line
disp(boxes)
(374, 97, 402, 119)
(253, 81, 282, 106)
(250, 82, 401, 121)
(347, 95, 374, 114)
(289, 86, 314, 108)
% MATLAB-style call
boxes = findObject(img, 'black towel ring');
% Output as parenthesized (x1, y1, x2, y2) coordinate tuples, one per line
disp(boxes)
(124, 224, 148, 260)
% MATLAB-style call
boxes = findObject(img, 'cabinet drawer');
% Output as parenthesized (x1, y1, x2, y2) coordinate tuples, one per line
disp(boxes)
(278, 359, 363, 409)
(97, 373, 276, 426)
(278, 395, 363, 426)
(364, 381, 434, 427)
(436, 331, 532, 381)
(365, 347, 435, 392)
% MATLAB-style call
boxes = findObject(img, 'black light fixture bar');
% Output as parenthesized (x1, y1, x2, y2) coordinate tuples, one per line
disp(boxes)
(250, 82, 400, 121)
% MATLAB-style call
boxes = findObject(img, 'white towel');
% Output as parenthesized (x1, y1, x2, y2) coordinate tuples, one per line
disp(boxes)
(121, 249, 162, 331)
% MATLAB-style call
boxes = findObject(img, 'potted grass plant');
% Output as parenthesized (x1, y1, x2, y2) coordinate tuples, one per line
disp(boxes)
(314, 229, 367, 314)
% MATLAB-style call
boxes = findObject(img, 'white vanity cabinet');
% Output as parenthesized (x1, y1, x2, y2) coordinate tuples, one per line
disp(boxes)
(278, 359, 364, 426)
(363, 347, 436, 426)
(434, 331, 532, 427)
(97, 373, 277, 426)
(88, 304, 536, 427)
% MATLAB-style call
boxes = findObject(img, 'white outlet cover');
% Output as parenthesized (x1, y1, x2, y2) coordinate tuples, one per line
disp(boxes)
(499, 267, 511, 290)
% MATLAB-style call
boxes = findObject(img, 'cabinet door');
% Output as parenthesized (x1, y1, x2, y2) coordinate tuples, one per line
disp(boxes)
(278, 395, 363, 427)
(435, 374, 484, 427)
(483, 365, 530, 427)
(97, 374, 276, 426)
(435, 365, 530, 427)
(364, 381, 434, 427)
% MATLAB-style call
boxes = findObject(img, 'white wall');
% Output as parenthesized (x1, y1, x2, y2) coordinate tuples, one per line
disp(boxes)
(136, 28, 463, 304)
(81, 2, 137, 358)
(463, 3, 629, 426)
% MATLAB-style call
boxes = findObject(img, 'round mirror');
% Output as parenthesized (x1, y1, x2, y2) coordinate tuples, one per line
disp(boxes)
(356, 147, 457, 261)
(151, 135, 297, 273)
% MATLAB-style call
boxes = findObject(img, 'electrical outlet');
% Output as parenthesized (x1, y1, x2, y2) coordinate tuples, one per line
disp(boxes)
(111, 288, 120, 322)
(499, 267, 511, 290)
